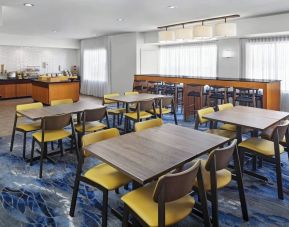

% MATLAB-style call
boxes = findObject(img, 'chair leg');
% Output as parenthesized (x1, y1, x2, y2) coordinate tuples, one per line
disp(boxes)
(39, 142, 46, 178)
(51, 142, 54, 150)
(275, 155, 284, 200)
(59, 139, 64, 157)
(252, 155, 257, 171)
(122, 204, 129, 227)
(113, 115, 116, 127)
(23, 132, 27, 159)
(69, 174, 81, 217)
(10, 115, 17, 152)
(102, 190, 108, 227)
(30, 138, 35, 166)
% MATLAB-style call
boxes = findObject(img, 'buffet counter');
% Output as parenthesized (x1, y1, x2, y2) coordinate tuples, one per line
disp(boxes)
(32, 80, 80, 105)
(0, 78, 32, 99)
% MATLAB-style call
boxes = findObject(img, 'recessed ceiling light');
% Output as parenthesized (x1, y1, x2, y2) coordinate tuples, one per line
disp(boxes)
(52, 30, 57, 33)
(168, 5, 176, 9)
(24, 3, 34, 7)
(117, 18, 124, 22)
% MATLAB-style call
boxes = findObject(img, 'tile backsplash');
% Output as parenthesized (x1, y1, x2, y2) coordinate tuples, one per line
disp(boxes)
(0, 45, 79, 74)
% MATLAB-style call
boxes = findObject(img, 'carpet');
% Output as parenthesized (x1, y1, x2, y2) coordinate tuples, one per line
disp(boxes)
(0, 112, 289, 226)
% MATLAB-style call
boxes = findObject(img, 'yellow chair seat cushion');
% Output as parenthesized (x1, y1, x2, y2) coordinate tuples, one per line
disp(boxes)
(33, 129, 71, 142)
(75, 122, 106, 133)
(220, 123, 236, 131)
(206, 129, 236, 139)
(121, 183, 195, 227)
(125, 111, 152, 120)
(16, 122, 41, 132)
(104, 100, 117, 104)
(107, 108, 125, 115)
(148, 108, 171, 115)
(239, 137, 285, 156)
(84, 163, 131, 190)
(194, 160, 232, 191)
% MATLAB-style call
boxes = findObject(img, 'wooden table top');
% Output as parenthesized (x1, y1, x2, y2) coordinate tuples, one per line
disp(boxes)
(85, 124, 229, 184)
(105, 93, 167, 103)
(204, 106, 289, 130)
(17, 101, 104, 120)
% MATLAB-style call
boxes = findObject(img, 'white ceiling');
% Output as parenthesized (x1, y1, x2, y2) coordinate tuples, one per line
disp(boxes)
(1, 0, 289, 40)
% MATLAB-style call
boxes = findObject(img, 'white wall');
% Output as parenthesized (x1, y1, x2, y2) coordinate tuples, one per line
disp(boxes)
(0, 45, 79, 73)
(0, 33, 80, 49)
(110, 33, 138, 93)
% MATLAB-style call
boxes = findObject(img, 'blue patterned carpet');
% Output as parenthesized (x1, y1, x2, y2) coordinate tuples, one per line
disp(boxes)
(0, 112, 289, 227)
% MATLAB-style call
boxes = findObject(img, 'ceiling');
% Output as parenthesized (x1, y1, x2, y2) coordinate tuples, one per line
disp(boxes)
(1, 0, 289, 40)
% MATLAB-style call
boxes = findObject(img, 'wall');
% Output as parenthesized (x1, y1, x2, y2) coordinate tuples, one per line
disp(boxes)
(110, 33, 138, 93)
(0, 33, 80, 49)
(0, 45, 79, 73)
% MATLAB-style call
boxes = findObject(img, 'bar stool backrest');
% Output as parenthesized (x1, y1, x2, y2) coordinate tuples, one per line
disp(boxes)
(205, 139, 237, 171)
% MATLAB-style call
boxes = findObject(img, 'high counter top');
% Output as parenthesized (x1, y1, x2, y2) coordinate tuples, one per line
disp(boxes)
(134, 74, 281, 83)
(32, 79, 80, 85)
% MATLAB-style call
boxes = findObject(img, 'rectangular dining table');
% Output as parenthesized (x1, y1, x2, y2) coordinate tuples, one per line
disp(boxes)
(203, 106, 289, 143)
(17, 100, 104, 121)
(85, 124, 229, 185)
(105, 93, 167, 105)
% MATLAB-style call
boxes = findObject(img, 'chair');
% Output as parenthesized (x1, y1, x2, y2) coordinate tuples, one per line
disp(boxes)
(217, 103, 236, 131)
(75, 107, 109, 136)
(103, 93, 125, 127)
(147, 97, 178, 125)
(133, 80, 147, 93)
(124, 91, 139, 96)
(30, 113, 78, 178)
(69, 128, 131, 227)
(135, 118, 163, 132)
(195, 107, 236, 139)
(10, 102, 43, 159)
(121, 160, 210, 227)
(238, 120, 289, 199)
(207, 86, 229, 107)
(194, 140, 248, 227)
(233, 87, 257, 107)
(186, 85, 204, 119)
(124, 99, 156, 132)
(50, 99, 73, 106)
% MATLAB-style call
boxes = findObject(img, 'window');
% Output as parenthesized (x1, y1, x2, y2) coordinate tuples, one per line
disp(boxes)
(245, 37, 289, 110)
(83, 48, 107, 82)
(159, 42, 217, 77)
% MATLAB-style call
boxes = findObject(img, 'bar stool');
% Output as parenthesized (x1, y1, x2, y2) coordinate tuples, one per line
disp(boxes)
(185, 84, 204, 119)
(233, 87, 257, 107)
(207, 86, 229, 108)
(133, 80, 148, 93)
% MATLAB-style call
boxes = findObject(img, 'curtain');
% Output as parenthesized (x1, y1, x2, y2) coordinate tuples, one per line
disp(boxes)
(244, 37, 289, 111)
(80, 37, 111, 97)
(159, 42, 217, 77)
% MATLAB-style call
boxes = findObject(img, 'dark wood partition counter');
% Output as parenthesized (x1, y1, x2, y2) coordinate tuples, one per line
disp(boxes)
(32, 80, 80, 105)
(134, 74, 281, 120)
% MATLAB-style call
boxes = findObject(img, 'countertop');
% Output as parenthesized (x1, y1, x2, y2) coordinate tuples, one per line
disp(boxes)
(135, 74, 281, 83)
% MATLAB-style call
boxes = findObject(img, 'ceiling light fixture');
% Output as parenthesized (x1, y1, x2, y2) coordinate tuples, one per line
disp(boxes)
(24, 3, 34, 7)
(175, 24, 193, 41)
(193, 21, 213, 39)
(215, 17, 237, 37)
(157, 14, 239, 42)
(52, 30, 57, 33)
(117, 18, 124, 22)
(158, 28, 175, 43)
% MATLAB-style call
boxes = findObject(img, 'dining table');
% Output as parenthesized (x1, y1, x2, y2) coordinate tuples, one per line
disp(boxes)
(85, 123, 230, 226)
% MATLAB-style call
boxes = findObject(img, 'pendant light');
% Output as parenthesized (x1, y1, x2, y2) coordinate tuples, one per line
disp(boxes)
(193, 21, 213, 39)
(215, 17, 237, 37)
(175, 24, 193, 41)
(158, 27, 175, 43)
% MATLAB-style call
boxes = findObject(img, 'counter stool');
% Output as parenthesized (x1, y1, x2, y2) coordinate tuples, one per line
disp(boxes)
(185, 84, 204, 119)
(207, 86, 229, 108)
(233, 87, 257, 107)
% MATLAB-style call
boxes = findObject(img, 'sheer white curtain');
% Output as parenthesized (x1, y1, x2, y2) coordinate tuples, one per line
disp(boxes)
(80, 37, 111, 97)
(159, 42, 217, 77)
(245, 37, 289, 111)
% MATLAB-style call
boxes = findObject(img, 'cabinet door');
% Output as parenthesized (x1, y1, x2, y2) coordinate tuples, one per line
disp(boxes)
(3, 84, 17, 98)
(16, 84, 27, 97)
(26, 83, 32, 96)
